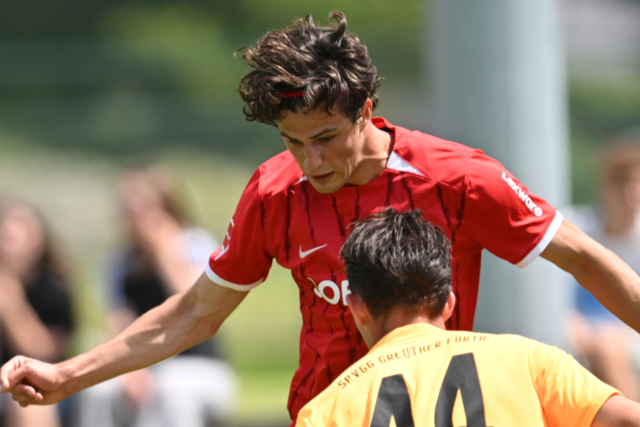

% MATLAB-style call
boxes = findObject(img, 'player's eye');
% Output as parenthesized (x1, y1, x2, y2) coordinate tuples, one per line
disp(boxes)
(318, 136, 334, 143)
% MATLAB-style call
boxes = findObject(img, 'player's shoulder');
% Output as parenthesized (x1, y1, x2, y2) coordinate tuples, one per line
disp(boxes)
(484, 334, 568, 372)
(251, 150, 305, 200)
(440, 330, 534, 355)
(476, 332, 536, 350)
(379, 118, 478, 190)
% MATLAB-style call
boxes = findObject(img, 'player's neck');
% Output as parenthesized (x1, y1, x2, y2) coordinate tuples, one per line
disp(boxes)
(373, 310, 446, 346)
(347, 122, 393, 186)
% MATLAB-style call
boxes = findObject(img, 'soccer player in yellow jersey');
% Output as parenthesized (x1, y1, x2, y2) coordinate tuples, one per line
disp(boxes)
(295, 208, 640, 427)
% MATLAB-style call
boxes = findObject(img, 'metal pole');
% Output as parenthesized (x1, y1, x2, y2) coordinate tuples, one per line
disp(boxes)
(428, 0, 571, 347)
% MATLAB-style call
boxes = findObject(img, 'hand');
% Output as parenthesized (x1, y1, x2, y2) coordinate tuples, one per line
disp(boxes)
(0, 356, 67, 407)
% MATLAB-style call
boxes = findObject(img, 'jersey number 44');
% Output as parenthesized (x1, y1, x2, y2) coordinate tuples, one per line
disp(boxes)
(370, 353, 490, 427)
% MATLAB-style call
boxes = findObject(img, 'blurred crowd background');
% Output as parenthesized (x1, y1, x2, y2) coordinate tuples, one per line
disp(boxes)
(1, 0, 640, 425)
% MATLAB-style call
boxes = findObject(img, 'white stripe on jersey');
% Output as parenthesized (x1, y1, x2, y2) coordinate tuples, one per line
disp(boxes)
(387, 152, 424, 176)
(205, 263, 263, 291)
(517, 210, 564, 268)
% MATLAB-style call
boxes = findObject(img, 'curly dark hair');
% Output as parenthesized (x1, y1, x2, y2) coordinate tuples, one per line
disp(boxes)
(340, 208, 453, 319)
(236, 11, 382, 126)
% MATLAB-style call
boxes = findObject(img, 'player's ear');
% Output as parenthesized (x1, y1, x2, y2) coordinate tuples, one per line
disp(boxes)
(346, 293, 368, 327)
(358, 99, 373, 126)
(442, 291, 456, 323)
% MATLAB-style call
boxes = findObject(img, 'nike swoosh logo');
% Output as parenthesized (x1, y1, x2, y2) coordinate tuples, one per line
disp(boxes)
(299, 244, 328, 259)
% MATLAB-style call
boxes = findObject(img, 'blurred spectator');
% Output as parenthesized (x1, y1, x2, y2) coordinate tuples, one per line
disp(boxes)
(567, 136, 640, 401)
(76, 163, 237, 427)
(0, 197, 75, 427)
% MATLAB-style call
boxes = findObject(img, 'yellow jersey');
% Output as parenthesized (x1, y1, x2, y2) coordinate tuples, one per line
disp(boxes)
(295, 324, 618, 427)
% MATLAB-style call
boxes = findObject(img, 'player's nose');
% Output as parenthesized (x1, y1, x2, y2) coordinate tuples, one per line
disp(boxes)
(303, 145, 324, 172)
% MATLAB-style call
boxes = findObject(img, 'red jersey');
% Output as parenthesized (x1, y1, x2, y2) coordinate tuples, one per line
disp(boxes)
(206, 117, 563, 421)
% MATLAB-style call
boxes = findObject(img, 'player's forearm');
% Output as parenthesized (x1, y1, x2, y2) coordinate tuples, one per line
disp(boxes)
(55, 274, 246, 398)
(57, 285, 219, 396)
(542, 220, 640, 333)
(572, 246, 640, 332)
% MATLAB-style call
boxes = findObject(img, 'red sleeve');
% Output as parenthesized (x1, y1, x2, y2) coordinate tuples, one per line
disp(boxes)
(465, 150, 563, 267)
(205, 168, 273, 290)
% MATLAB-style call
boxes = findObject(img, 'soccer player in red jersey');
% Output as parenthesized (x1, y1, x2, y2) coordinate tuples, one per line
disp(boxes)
(3, 11, 640, 425)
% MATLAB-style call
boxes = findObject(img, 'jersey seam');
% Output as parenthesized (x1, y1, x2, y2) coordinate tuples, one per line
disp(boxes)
(257, 163, 266, 200)
(526, 337, 549, 415)
(526, 339, 536, 397)
(391, 149, 466, 194)
(464, 150, 471, 226)
(457, 150, 474, 247)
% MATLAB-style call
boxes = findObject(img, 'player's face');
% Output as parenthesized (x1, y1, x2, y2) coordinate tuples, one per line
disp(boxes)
(278, 107, 369, 194)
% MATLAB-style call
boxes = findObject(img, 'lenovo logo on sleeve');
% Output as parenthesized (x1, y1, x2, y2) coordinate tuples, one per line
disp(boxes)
(502, 172, 543, 217)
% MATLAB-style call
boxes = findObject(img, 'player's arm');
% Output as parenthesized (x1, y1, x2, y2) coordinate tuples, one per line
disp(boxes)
(540, 218, 640, 333)
(0, 273, 246, 406)
(592, 395, 640, 427)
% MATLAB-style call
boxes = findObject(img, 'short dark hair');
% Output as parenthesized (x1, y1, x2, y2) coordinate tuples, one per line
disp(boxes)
(340, 208, 452, 319)
(236, 11, 382, 126)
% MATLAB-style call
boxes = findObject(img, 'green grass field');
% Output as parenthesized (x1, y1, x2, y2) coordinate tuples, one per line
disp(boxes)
(0, 144, 301, 424)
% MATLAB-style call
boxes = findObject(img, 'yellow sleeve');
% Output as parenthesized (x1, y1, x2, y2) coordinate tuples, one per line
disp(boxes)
(296, 400, 333, 427)
(295, 406, 317, 427)
(528, 339, 620, 427)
